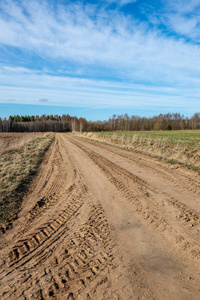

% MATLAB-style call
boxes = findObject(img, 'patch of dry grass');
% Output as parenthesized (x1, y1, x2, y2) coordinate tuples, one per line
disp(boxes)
(0, 132, 49, 155)
(0, 133, 54, 227)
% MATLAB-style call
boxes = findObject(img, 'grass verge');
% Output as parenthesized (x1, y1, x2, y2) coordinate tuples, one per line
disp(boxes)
(0, 133, 55, 230)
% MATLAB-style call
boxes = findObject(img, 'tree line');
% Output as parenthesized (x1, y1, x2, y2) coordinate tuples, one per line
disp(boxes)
(0, 112, 200, 132)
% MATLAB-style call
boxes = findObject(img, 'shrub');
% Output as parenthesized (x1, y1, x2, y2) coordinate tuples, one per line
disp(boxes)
(166, 124, 172, 130)
(154, 122, 161, 130)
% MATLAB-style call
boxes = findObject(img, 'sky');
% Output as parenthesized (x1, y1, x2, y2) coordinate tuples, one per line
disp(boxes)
(0, 0, 200, 120)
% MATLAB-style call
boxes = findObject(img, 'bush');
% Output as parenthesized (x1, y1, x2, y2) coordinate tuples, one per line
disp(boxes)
(154, 122, 161, 130)
(166, 124, 172, 130)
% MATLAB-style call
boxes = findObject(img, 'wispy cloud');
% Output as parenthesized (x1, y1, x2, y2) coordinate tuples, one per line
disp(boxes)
(0, 98, 16, 103)
(106, 0, 137, 6)
(0, 66, 199, 115)
(0, 0, 200, 116)
(38, 98, 48, 102)
(0, 1, 199, 81)
(148, 0, 200, 41)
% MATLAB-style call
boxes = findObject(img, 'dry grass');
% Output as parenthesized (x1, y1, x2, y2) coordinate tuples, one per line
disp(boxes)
(0, 132, 49, 155)
(78, 131, 200, 171)
(0, 133, 54, 227)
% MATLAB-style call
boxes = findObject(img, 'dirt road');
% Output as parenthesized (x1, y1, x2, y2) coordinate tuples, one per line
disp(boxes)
(1, 133, 200, 299)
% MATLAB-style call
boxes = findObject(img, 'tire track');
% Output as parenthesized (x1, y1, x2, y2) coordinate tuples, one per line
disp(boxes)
(68, 136, 200, 265)
(0, 202, 117, 300)
(2, 133, 200, 299)
(6, 185, 86, 269)
(0, 134, 126, 300)
(73, 136, 200, 238)
(77, 136, 200, 197)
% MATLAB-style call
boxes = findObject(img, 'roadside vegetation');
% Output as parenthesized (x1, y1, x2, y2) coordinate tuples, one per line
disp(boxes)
(80, 130, 200, 171)
(0, 133, 54, 229)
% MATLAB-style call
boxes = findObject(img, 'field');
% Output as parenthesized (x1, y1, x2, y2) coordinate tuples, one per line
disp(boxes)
(94, 129, 200, 146)
(82, 130, 200, 170)
(1, 133, 200, 299)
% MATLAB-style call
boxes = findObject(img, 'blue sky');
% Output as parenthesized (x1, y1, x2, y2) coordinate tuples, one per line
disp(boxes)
(0, 0, 200, 120)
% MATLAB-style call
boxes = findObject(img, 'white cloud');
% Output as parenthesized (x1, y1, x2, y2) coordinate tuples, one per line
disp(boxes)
(38, 98, 48, 102)
(156, 0, 200, 40)
(166, 0, 200, 14)
(106, 0, 137, 6)
(0, 0, 200, 82)
(0, 66, 200, 114)
(0, 0, 200, 114)
(162, 13, 200, 40)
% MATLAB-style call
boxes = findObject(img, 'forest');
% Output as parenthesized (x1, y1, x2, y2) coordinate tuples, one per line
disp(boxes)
(1, 112, 200, 132)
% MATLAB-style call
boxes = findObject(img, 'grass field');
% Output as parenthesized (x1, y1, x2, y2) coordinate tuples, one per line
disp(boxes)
(95, 130, 200, 147)
(0, 133, 54, 228)
(81, 130, 200, 171)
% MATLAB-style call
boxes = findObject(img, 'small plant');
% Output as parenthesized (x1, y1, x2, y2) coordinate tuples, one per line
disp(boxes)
(166, 124, 172, 130)
(154, 122, 161, 131)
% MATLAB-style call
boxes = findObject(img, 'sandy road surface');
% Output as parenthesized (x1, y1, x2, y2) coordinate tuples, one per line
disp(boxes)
(1, 133, 200, 299)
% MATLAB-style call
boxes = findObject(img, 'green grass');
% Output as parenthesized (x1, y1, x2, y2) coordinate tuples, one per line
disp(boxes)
(0, 133, 55, 228)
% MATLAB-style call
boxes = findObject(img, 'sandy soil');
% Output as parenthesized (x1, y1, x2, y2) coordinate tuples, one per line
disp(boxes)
(1, 133, 200, 299)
